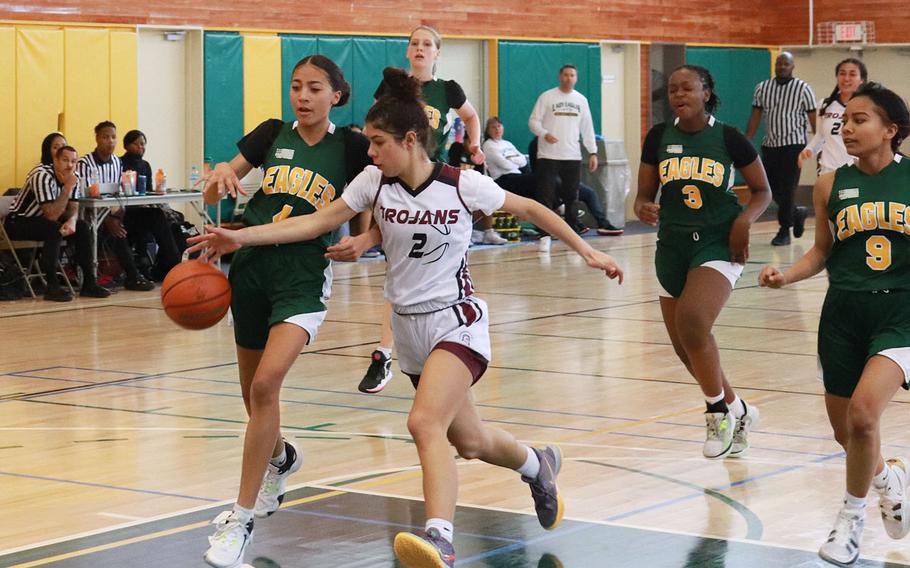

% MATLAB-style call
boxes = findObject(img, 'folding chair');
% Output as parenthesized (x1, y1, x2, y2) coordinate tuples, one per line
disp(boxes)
(0, 196, 75, 298)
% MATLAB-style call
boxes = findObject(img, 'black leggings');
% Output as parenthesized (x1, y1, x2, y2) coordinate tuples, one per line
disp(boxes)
(761, 144, 803, 229)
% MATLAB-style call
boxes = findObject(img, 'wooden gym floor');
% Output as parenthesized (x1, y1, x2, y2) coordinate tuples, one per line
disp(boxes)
(1, 219, 909, 567)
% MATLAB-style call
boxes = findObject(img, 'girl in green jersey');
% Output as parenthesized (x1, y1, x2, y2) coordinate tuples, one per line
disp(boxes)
(761, 83, 910, 566)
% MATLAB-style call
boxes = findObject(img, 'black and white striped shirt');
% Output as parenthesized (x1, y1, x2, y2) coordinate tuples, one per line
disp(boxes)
(76, 151, 122, 188)
(9, 164, 82, 218)
(752, 78, 816, 147)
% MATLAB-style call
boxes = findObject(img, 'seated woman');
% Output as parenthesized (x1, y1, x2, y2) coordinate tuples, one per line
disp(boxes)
(482, 117, 537, 199)
(448, 119, 507, 245)
(120, 130, 181, 280)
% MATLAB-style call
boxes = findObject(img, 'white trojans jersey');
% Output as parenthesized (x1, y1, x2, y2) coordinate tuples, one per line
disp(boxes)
(342, 164, 506, 312)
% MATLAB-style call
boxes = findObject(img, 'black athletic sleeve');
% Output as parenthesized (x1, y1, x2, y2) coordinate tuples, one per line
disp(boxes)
(236, 119, 285, 168)
(640, 123, 667, 165)
(343, 128, 373, 185)
(445, 80, 467, 109)
(722, 125, 759, 168)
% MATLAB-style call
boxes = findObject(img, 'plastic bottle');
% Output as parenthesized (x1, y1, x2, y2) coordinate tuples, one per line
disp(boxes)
(155, 169, 167, 193)
(189, 165, 200, 189)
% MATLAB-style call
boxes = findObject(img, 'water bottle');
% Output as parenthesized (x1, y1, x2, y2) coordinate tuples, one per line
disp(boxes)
(189, 165, 200, 189)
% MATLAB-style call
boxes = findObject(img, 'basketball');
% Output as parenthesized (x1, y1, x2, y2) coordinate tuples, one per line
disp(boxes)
(160, 260, 231, 330)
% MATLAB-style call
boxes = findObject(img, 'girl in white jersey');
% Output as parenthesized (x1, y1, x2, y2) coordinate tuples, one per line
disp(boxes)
(799, 58, 868, 173)
(189, 68, 623, 568)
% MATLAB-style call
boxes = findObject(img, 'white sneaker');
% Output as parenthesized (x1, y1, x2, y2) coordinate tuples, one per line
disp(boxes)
(729, 402, 760, 458)
(703, 412, 735, 459)
(254, 439, 303, 518)
(879, 457, 910, 539)
(471, 229, 484, 244)
(204, 510, 253, 568)
(819, 507, 864, 566)
(482, 229, 508, 245)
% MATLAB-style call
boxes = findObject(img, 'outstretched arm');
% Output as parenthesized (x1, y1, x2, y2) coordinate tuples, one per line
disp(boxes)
(502, 192, 623, 282)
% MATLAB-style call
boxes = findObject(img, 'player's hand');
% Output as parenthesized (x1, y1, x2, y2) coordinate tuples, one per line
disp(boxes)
(758, 265, 787, 288)
(469, 145, 485, 165)
(798, 148, 813, 168)
(325, 234, 372, 262)
(636, 202, 660, 226)
(186, 225, 243, 261)
(588, 154, 598, 172)
(728, 217, 751, 264)
(583, 250, 624, 284)
(205, 162, 248, 200)
(544, 133, 559, 144)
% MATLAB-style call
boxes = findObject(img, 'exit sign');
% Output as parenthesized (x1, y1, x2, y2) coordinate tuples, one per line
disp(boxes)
(835, 23, 865, 42)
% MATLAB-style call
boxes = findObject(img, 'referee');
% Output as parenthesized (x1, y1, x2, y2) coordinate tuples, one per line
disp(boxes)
(746, 52, 816, 246)
(3, 146, 110, 301)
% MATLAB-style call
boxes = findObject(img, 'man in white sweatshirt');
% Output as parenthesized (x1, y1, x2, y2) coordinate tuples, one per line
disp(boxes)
(528, 64, 598, 230)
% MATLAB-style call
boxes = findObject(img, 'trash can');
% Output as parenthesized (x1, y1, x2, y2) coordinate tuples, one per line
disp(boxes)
(581, 138, 630, 229)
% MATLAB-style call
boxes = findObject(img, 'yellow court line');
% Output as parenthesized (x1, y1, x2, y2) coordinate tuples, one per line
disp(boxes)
(7, 490, 345, 568)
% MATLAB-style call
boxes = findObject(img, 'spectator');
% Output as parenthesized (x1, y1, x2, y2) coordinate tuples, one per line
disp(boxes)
(76, 121, 154, 291)
(447, 119, 507, 245)
(482, 117, 536, 199)
(40, 132, 67, 166)
(746, 51, 817, 246)
(528, 64, 598, 228)
(120, 129, 181, 280)
(4, 145, 110, 301)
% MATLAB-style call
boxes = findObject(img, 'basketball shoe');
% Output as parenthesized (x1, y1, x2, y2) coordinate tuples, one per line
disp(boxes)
(703, 412, 735, 459)
(359, 350, 393, 393)
(878, 457, 910, 539)
(394, 528, 455, 568)
(819, 507, 864, 566)
(522, 445, 565, 530)
(254, 439, 302, 518)
(204, 510, 253, 568)
(729, 402, 760, 458)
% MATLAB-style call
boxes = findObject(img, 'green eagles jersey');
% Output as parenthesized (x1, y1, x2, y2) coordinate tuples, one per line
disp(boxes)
(376, 78, 466, 162)
(238, 120, 368, 251)
(826, 155, 910, 291)
(646, 117, 751, 232)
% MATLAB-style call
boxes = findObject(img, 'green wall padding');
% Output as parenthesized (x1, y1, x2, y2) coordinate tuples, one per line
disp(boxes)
(203, 32, 244, 164)
(498, 41, 603, 155)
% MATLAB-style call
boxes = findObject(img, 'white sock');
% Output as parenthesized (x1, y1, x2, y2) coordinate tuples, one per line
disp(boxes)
(705, 390, 725, 405)
(873, 463, 890, 491)
(517, 446, 541, 479)
(270, 440, 287, 467)
(377, 346, 392, 358)
(844, 492, 867, 515)
(425, 518, 454, 543)
(729, 396, 746, 419)
(232, 503, 254, 523)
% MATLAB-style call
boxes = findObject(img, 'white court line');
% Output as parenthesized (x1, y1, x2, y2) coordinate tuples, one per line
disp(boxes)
(96, 512, 146, 521)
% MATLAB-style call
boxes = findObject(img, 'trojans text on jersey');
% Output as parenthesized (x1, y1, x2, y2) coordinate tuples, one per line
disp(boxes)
(659, 156, 726, 187)
(380, 206, 460, 225)
(261, 165, 336, 209)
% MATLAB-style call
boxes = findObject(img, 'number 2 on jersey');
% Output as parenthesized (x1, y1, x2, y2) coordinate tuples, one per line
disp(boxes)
(866, 235, 892, 270)
(682, 184, 703, 209)
(409, 233, 427, 258)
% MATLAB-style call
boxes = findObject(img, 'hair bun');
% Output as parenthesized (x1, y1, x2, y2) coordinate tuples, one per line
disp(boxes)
(382, 67, 422, 103)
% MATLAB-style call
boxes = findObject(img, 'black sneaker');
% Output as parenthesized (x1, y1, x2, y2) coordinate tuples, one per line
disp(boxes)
(125, 276, 155, 291)
(771, 228, 791, 246)
(81, 282, 111, 298)
(793, 206, 808, 238)
(572, 223, 590, 236)
(394, 528, 455, 568)
(44, 287, 73, 302)
(522, 445, 565, 530)
(358, 350, 393, 393)
(596, 223, 623, 236)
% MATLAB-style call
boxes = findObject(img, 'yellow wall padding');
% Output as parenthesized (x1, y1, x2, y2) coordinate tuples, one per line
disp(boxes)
(109, 30, 137, 138)
(63, 27, 110, 159)
(243, 33, 281, 135)
(16, 27, 63, 184)
(0, 27, 16, 190)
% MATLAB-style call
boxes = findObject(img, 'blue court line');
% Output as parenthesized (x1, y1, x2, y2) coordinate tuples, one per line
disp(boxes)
(0, 470, 217, 502)
(279, 506, 521, 544)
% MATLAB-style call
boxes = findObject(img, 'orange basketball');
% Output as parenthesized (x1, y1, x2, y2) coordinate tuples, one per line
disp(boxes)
(160, 260, 231, 330)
